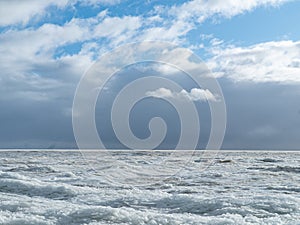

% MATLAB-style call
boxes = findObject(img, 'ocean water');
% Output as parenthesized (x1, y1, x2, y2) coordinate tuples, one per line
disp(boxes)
(0, 150, 299, 225)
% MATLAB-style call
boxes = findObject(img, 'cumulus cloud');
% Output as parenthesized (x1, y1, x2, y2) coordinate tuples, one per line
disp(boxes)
(0, 11, 141, 102)
(146, 88, 217, 102)
(146, 88, 173, 99)
(207, 40, 300, 83)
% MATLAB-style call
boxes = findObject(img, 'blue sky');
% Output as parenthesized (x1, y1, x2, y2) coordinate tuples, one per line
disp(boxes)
(0, 0, 300, 149)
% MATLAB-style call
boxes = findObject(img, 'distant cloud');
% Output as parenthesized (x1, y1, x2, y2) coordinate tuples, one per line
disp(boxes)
(146, 88, 217, 102)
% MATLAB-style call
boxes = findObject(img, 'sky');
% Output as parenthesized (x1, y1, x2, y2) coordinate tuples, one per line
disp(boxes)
(0, 0, 300, 150)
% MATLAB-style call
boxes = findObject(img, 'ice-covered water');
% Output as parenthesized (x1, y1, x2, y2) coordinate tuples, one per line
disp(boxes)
(0, 150, 299, 225)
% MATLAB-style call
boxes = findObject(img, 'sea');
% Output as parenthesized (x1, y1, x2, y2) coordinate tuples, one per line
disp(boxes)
(0, 150, 299, 225)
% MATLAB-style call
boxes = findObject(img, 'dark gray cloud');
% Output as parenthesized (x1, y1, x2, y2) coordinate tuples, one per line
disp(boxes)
(220, 79, 300, 150)
(0, 66, 300, 149)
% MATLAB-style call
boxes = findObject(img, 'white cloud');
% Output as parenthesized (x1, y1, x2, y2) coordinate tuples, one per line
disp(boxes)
(207, 40, 300, 83)
(140, 19, 193, 43)
(210, 38, 224, 46)
(0, 18, 92, 62)
(185, 88, 217, 101)
(137, 0, 289, 44)
(94, 16, 142, 46)
(0, 18, 93, 102)
(0, 12, 141, 60)
(0, 0, 297, 107)
(78, 0, 121, 6)
(169, 0, 291, 23)
(0, 9, 143, 102)
(0, 0, 69, 26)
(146, 88, 217, 102)
(152, 0, 292, 45)
(0, 0, 123, 27)
(146, 88, 173, 98)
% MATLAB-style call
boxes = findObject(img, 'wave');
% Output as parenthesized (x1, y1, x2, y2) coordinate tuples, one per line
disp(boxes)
(266, 166, 300, 173)
(258, 158, 284, 163)
(247, 166, 300, 173)
(0, 172, 75, 200)
(4, 165, 57, 173)
(266, 186, 300, 193)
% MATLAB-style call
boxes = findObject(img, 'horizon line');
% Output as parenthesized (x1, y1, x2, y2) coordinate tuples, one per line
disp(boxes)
(0, 149, 299, 152)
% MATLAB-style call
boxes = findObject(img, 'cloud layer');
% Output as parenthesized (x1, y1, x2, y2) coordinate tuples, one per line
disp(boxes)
(0, 0, 299, 149)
